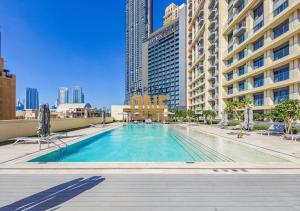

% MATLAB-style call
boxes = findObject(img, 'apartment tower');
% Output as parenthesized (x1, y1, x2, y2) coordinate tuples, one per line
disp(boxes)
(187, 0, 300, 115)
(125, 0, 153, 104)
(187, 0, 226, 115)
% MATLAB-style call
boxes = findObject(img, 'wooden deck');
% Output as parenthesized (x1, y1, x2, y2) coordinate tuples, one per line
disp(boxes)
(0, 174, 299, 210)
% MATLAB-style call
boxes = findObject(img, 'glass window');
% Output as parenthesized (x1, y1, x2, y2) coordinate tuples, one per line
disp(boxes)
(237, 33, 247, 44)
(228, 85, 233, 95)
(227, 57, 233, 66)
(253, 56, 264, 69)
(238, 65, 247, 76)
(274, 65, 289, 82)
(254, 21, 264, 32)
(254, 2, 264, 20)
(254, 93, 264, 106)
(253, 36, 264, 51)
(273, 20, 289, 39)
(273, 42, 289, 60)
(238, 49, 247, 60)
(239, 80, 247, 91)
(273, 0, 289, 17)
(274, 87, 289, 104)
(227, 72, 233, 81)
(253, 74, 264, 88)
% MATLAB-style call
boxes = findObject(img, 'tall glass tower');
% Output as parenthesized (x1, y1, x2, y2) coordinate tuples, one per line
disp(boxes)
(72, 86, 84, 103)
(58, 87, 69, 105)
(125, 0, 153, 104)
(25, 88, 39, 109)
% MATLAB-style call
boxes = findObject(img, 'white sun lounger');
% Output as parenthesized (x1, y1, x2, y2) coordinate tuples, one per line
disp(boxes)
(13, 134, 67, 150)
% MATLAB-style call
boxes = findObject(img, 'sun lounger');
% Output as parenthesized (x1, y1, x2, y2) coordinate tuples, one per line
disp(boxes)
(266, 124, 285, 136)
(12, 134, 67, 150)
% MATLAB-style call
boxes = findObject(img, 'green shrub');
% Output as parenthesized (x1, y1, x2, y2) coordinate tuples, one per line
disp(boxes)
(292, 127, 300, 134)
(228, 120, 240, 126)
(212, 120, 220, 124)
(253, 124, 269, 131)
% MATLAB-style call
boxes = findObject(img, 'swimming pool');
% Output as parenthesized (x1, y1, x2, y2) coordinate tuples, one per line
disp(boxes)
(30, 124, 287, 162)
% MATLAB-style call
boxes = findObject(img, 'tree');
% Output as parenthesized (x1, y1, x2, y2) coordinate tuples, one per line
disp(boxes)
(225, 98, 252, 138)
(271, 99, 300, 134)
(187, 110, 196, 122)
(202, 110, 217, 125)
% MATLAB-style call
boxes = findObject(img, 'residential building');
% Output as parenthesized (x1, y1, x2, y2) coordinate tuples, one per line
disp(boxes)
(0, 33, 16, 120)
(125, 0, 153, 103)
(187, 0, 227, 114)
(56, 103, 100, 119)
(58, 87, 69, 105)
(142, 3, 187, 110)
(222, 0, 300, 115)
(25, 88, 39, 110)
(72, 86, 84, 104)
(187, 0, 300, 116)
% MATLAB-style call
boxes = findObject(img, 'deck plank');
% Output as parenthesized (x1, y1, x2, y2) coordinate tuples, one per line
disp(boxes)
(0, 174, 299, 210)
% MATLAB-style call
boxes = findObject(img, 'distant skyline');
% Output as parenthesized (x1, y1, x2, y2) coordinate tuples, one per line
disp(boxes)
(0, 0, 185, 108)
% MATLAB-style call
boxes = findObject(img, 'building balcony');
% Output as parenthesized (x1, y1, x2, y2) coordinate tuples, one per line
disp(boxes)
(208, 0, 217, 9)
(233, 22, 246, 37)
(208, 65, 217, 71)
(208, 31, 216, 41)
(208, 9, 217, 19)
(208, 21, 218, 31)
(233, 0, 243, 8)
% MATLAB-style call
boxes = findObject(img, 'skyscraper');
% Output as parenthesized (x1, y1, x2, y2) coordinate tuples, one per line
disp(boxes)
(0, 32, 16, 120)
(58, 87, 69, 105)
(25, 88, 39, 110)
(72, 86, 84, 103)
(125, 0, 153, 103)
(142, 3, 187, 110)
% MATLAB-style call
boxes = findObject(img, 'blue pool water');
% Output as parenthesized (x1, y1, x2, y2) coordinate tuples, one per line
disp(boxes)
(30, 124, 287, 162)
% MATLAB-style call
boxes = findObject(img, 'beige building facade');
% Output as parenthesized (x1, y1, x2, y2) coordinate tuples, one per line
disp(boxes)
(0, 57, 16, 120)
(187, 0, 300, 116)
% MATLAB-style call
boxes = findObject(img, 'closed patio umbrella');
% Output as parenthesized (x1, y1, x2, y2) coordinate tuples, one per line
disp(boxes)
(244, 108, 254, 131)
(37, 104, 51, 137)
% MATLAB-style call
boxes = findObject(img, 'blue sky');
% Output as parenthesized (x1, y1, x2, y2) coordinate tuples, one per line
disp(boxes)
(0, 0, 185, 108)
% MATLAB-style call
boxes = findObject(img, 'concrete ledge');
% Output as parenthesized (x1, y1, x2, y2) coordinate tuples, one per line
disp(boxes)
(0, 117, 113, 142)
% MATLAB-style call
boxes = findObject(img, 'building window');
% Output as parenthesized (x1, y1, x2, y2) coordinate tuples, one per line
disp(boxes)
(239, 80, 247, 91)
(273, 42, 289, 60)
(237, 33, 247, 44)
(227, 72, 233, 81)
(253, 74, 264, 88)
(238, 65, 247, 76)
(274, 87, 289, 104)
(254, 21, 264, 32)
(253, 36, 264, 51)
(273, 0, 289, 17)
(253, 2, 264, 32)
(238, 49, 247, 60)
(227, 57, 233, 67)
(228, 85, 233, 95)
(253, 56, 264, 69)
(254, 2, 264, 19)
(253, 93, 264, 106)
(273, 20, 289, 39)
(274, 65, 289, 82)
